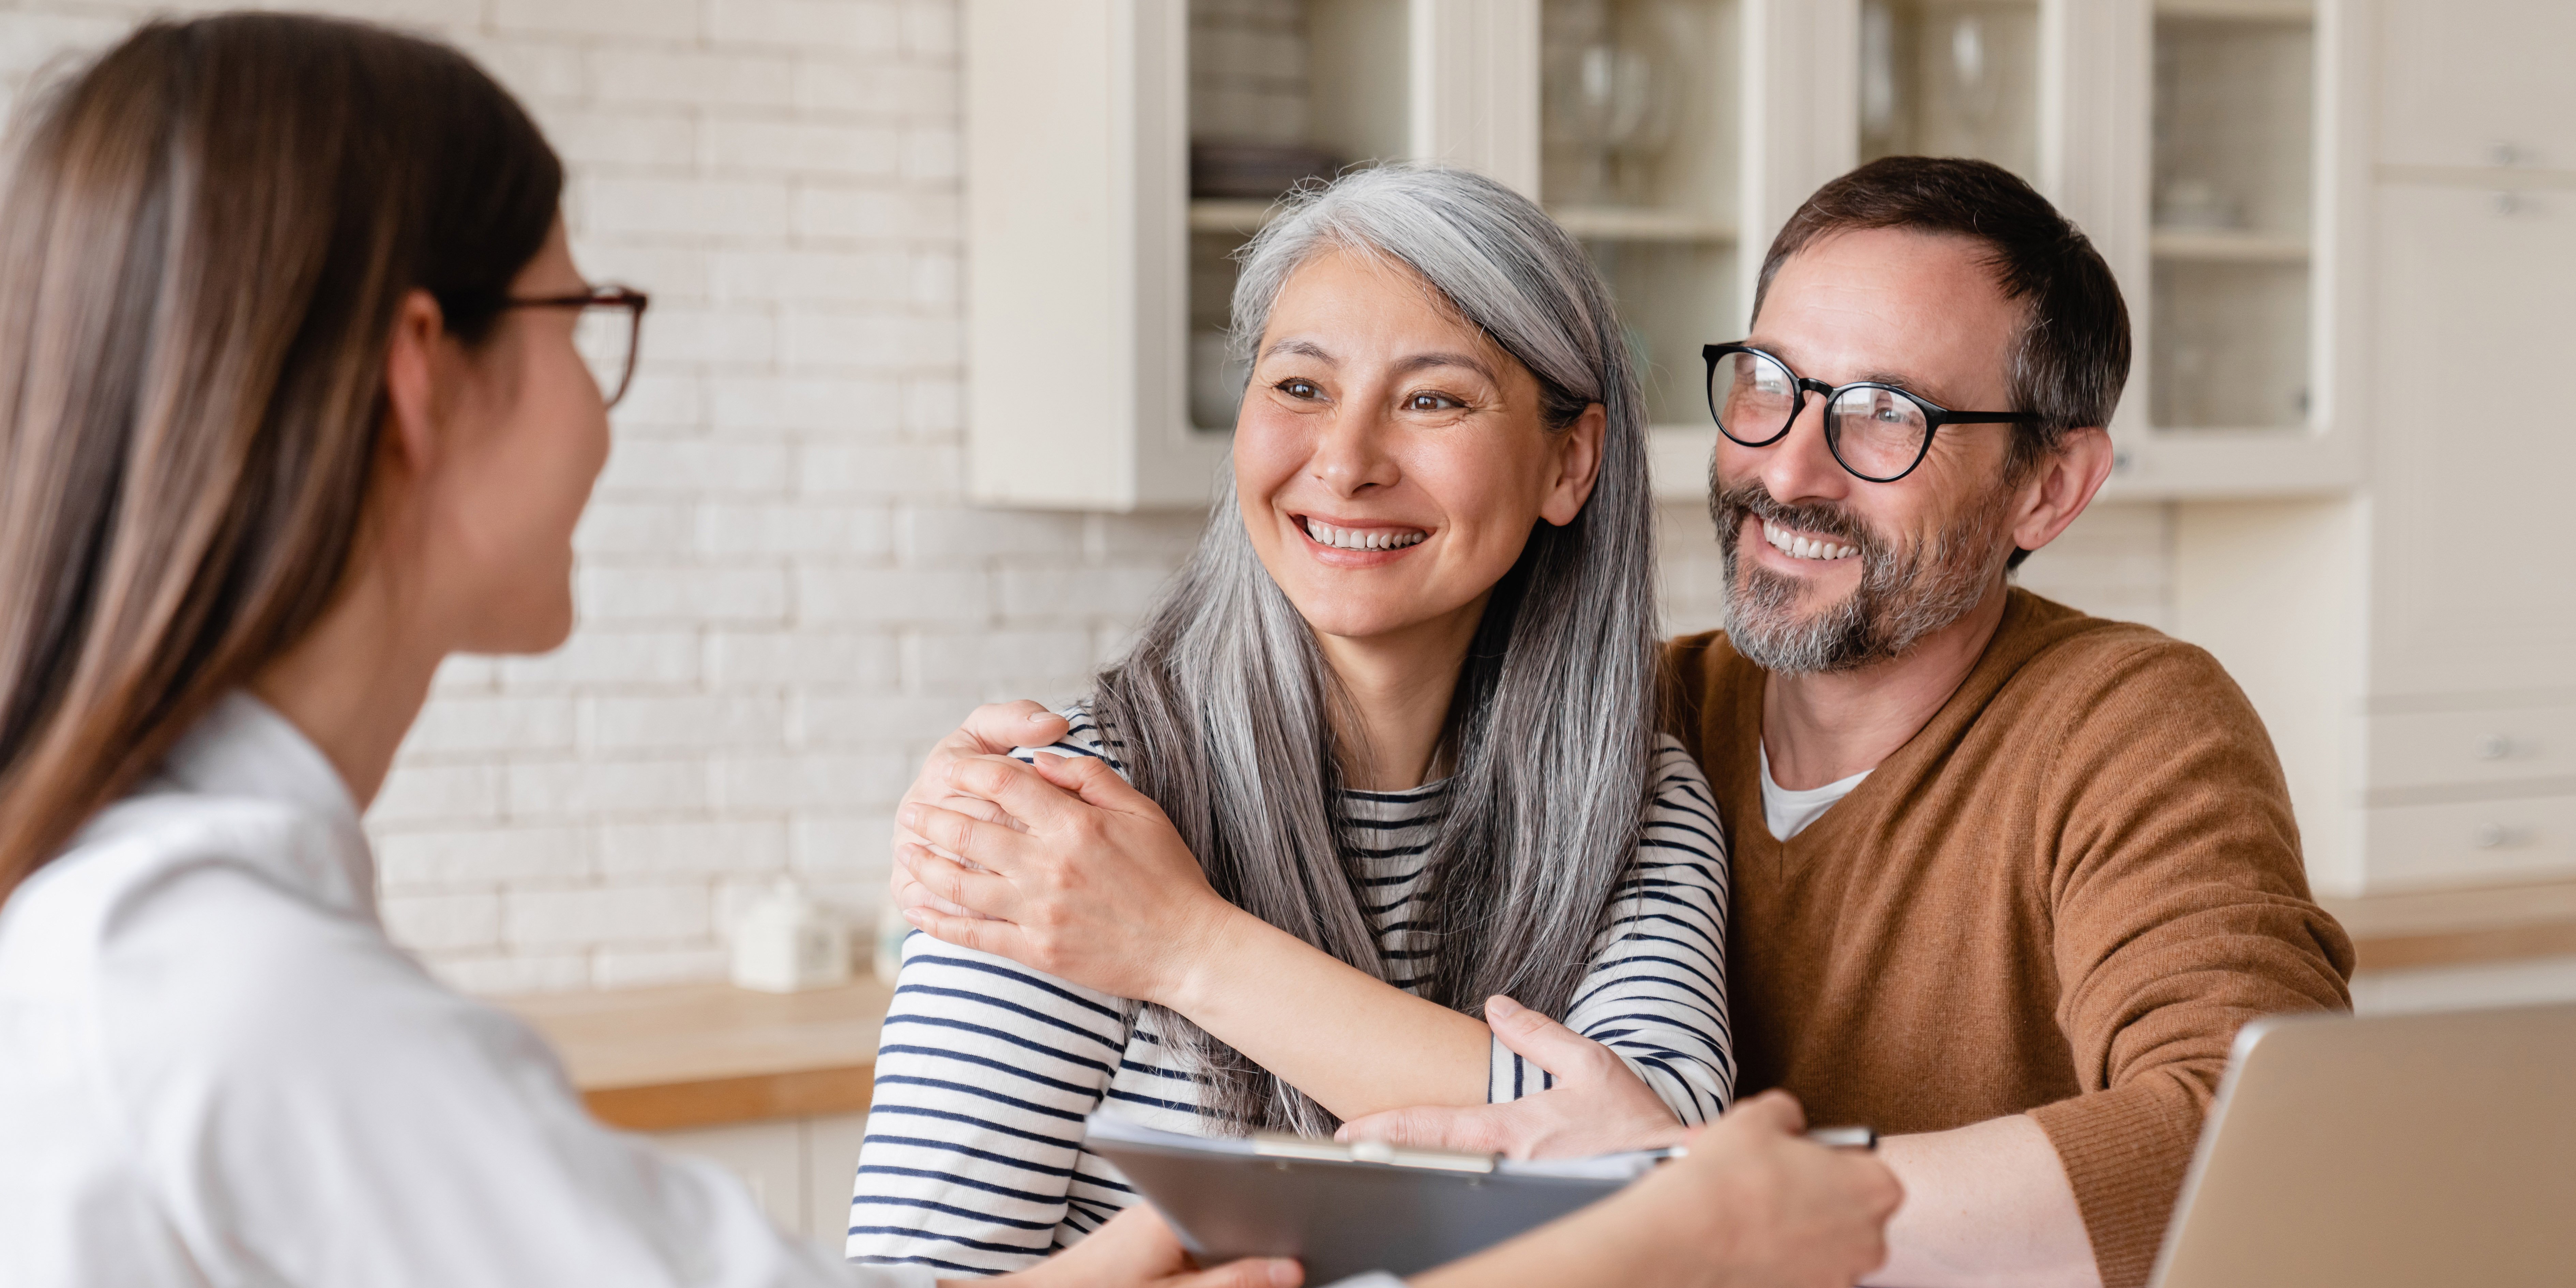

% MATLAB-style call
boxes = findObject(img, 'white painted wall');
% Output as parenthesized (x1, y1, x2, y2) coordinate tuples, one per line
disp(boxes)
(0, 0, 2173, 994)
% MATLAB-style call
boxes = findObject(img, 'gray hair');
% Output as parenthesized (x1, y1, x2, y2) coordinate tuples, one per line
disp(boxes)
(1091, 164, 1661, 1134)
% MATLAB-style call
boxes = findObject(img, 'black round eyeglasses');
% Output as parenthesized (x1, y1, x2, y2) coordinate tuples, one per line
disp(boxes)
(1702, 343, 2040, 483)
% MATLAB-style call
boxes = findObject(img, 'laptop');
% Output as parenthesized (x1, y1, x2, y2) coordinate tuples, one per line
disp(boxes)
(2149, 1000, 2576, 1288)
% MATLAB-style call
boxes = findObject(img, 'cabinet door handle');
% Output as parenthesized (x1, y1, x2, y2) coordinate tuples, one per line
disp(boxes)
(2473, 822, 2513, 849)
(2476, 733, 2514, 761)
(2490, 141, 2533, 167)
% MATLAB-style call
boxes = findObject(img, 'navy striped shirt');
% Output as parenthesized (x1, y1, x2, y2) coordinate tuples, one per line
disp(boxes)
(847, 707, 1732, 1275)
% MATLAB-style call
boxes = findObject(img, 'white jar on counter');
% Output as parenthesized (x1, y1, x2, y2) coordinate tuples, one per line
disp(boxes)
(729, 879, 851, 994)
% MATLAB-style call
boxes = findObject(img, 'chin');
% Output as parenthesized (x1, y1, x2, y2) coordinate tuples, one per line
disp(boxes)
(472, 592, 577, 656)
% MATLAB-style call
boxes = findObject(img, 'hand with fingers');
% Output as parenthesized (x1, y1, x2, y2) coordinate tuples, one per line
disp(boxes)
(1412, 1091, 1902, 1288)
(988, 1204, 1299, 1288)
(889, 701, 1071, 920)
(893, 747, 1244, 1005)
(1335, 995, 1688, 1161)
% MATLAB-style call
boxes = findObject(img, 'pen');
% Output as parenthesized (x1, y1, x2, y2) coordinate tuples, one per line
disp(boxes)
(1648, 1125, 1877, 1161)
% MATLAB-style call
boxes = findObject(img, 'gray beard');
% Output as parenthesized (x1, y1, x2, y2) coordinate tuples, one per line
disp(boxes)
(1711, 474, 2016, 675)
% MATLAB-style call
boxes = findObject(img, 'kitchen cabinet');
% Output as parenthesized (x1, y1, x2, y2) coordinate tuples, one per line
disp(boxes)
(2375, 0, 2576, 171)
(964, 0, 2366, 507)
(2175, 0, 2576, 897)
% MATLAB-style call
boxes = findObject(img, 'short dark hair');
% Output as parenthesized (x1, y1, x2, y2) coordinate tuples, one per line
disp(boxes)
(1753, 156, 2131, 485)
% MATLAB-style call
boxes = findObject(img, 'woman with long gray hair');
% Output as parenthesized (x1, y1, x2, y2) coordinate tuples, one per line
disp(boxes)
(848, 165, 1731, 1276)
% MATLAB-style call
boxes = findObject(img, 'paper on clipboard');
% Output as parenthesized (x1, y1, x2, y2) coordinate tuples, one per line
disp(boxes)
(1080, 1112, 1654, 1284)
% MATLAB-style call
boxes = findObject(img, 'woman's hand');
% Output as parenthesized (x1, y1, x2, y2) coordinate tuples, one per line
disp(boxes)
(1410, 1092, 1902, 1288)
(1335, 996, 1688, 1160)
(991, 1205, 1299, 1288)
(888, 701, 1068, 921)
(895, 752, 1244, 1006)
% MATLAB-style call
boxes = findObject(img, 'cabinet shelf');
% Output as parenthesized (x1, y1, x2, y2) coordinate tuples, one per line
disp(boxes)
(1549, 206, 1737, 243)
(2150, 228, 2311, 262)
(2154, 0, 2311, 21)
(1186, 198, 1281, 237)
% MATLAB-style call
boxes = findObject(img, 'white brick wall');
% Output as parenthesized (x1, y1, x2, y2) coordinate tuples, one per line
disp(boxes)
(0, 0, 2172, 996)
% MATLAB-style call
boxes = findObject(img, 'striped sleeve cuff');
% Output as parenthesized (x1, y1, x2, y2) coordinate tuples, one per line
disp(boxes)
(1488, 1033, 1551, 1104)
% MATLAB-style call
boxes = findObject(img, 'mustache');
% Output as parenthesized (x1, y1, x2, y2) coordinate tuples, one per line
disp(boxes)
(1711, 479, 1878, 555)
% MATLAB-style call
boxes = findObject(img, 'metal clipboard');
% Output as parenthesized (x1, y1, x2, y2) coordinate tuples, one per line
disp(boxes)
(1079, 1111, 1654, 1284)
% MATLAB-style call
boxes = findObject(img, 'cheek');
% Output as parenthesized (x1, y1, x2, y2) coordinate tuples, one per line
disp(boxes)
(1230, 413, 1305, 525)
(1408, 443, 1546, 565)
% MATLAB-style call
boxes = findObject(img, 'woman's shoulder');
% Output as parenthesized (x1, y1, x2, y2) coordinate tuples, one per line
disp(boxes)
(1009, 699, 1135, 782)
(1643, 734, 1725, 861)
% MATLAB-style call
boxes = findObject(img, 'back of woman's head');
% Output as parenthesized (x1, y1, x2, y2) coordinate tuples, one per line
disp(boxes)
(1100, 163, 1660, 1134)
(0, 14, 561, 902)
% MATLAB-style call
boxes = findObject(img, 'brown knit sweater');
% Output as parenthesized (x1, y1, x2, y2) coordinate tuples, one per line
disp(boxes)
(1663, 589, 2354, 1288)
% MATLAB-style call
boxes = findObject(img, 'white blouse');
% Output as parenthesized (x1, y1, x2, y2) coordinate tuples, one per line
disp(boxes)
(0, 693, 929, 1288)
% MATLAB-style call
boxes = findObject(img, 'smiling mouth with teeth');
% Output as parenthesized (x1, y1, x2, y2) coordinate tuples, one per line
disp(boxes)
(1761, 518, 1860, 562)
(1303, 517, 1429, 552)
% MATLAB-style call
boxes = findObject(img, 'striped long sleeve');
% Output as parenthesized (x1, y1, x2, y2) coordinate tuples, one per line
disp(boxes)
(846, 710, 1733, 1276)
(1488, 741, 1734, 1121)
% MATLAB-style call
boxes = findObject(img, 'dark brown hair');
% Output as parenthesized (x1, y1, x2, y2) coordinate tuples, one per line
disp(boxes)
(1754, 156, 2132, 490)
(0, 14, 562, 904)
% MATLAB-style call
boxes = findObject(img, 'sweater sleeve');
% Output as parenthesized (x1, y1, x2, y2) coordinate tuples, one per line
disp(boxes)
(1491, 738, 1735, 1123)
(2022, 640, 2354, 1288)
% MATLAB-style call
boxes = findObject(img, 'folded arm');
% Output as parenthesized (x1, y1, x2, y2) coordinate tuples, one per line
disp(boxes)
(894, 712, 1730, 1128)
(896, 733, 1492, 1120)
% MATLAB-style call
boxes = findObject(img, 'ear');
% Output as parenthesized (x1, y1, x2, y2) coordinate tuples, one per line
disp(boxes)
(2008, 426, 2115, 555)
(1538, 402, 1608, 528)
(379, 289, 450, 480)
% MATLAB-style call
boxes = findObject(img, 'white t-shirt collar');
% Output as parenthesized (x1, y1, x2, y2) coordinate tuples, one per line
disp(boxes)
(1759, 741, 1873, 842)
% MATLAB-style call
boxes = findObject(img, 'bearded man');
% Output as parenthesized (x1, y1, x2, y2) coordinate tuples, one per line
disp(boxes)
(1343, 158, 2355, 1288)
(891, 158, 2353, 1288)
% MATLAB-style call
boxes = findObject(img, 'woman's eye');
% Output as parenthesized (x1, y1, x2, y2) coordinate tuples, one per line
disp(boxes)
(1277, 378, 1321, 400)
(1405, 392, 1464, 412)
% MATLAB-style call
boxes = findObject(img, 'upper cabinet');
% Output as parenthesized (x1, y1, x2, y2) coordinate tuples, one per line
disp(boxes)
(1543, 0, 1748, 492)
(2080, 0, 2365, 498)
(2375, 0, 2576, 170)
(964, 0, 2371, 510)
(1859, 0, 2042, 182)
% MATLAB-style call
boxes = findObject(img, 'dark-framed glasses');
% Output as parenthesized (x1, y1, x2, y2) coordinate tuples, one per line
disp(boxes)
(1702, 343, 2040, 483)
(504, 285, 650, 409)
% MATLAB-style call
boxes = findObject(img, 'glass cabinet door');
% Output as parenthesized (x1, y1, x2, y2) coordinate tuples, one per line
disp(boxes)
(1185, 0, 1410, 431)
(2148, 0, 2315, 431)
(1858, 0, 2042, 181)
(1540, 0, 1742, 430)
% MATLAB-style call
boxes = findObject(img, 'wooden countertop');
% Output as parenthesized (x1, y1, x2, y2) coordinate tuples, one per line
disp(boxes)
(2327, 877, 2576, 973)
(494, 879, 2576, 1135)
(505, 977, 893, 1132)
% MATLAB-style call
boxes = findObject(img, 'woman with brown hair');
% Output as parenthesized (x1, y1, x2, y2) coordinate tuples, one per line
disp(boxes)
(0, 12, 1895, 1288)
(0, 14, 1279, 1287)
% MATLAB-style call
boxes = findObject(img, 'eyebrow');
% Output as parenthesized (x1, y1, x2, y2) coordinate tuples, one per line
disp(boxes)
(1391, 351, 1498, 381)
(1260, 342, 1501, 385)
(1262, 338, 1336, 363)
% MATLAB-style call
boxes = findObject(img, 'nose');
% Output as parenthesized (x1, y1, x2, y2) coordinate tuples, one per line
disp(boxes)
(1751, 390, 1852, 507)
(1308, 397, 1401, 497)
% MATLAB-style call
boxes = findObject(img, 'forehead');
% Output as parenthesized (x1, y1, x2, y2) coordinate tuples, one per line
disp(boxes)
(1753, 226, 2021, 400)
(1263, 247, 1484, 348)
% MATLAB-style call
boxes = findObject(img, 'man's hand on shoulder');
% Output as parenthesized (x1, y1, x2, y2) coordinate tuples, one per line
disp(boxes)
(890, 701, 1071, 918)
